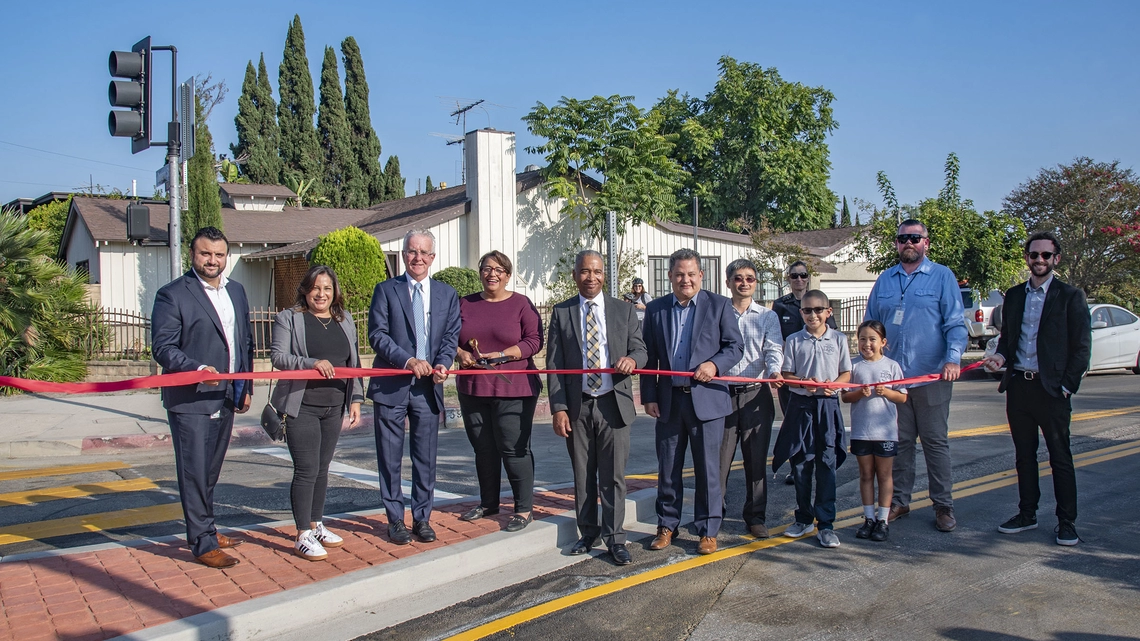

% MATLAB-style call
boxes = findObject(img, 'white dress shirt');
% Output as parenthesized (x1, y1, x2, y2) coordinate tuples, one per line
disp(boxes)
(579, 293, 613, 396)
(195, 272, 237, 374)
(726, 301, 784, 379)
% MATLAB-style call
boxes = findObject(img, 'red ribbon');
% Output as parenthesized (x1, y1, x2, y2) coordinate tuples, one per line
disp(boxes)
(0, 362, 983, 395)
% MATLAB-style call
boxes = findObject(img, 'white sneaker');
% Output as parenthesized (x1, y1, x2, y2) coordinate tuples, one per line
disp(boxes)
(784, 522, 817, 538)
(313, 522, 344, 548)
(295, 529, 328, 561)
(817, 528, 841, 548)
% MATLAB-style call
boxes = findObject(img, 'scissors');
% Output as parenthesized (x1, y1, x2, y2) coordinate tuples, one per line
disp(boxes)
(468, 339, 512, 383)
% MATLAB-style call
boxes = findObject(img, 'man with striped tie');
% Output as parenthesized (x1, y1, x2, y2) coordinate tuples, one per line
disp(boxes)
(547, 250, 647, 565)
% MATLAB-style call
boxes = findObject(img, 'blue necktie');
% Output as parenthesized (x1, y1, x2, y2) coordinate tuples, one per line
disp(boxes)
(412, 282, 427, 360)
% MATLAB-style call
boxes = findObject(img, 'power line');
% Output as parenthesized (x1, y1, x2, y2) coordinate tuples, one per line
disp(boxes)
(0, 140, 149, 172)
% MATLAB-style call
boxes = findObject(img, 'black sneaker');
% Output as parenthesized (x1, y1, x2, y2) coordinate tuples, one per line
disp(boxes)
(1055, 520, 1081, 546)
(870, 519, 889, 542)
(997, 512, 1037, 534)
(856, 518, 874, 539)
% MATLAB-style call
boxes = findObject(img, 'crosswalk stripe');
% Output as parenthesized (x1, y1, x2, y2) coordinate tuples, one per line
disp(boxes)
(0, 502, 184, 546)
(253, 447, 464, 500)
(0, 461, 129, 482)
(0, 478, 159, 507)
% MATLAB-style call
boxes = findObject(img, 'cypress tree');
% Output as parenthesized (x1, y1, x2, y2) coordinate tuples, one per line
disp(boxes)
(231, 61, 258, 176)
(425, 176, 434, 193)
(251, 54, 283, 184)
(383, 156, 405, 201)
(840, 195, 851, 227)
(341, 36, 384, 207)
(185, 93, 223, 270)
(277, 15, 322, 193)
(317, 46, 358, 207)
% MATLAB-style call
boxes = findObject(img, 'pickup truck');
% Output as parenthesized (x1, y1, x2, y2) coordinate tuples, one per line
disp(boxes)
(962, 288, 1004, 350)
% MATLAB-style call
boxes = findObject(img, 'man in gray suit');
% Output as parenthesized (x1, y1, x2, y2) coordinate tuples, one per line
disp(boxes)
(547, 251, 647, 566)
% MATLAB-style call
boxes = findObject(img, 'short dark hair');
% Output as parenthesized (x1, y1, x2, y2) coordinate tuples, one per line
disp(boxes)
(479, 250, 513, 275)
(897, 219, 928, 236)
(668, 248, 701, 273)
(858, 319, 888, 342)
(1024, 230, 1061, 254)
(725, 258, 757, 280)
(294, 265, 346, 321)
(786, 260, 809, 275)
(802, 289, 830, 307)
(191, 226, 228, 251)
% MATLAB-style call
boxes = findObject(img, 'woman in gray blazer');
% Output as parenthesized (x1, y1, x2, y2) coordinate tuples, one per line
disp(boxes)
(270, 265, 364, 561)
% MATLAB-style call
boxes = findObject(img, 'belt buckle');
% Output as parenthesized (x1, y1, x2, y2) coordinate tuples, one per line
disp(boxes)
(1022, 370, 1036, 381)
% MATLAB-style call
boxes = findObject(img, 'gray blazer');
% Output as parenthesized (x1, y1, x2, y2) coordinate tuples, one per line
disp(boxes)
(546, 293, 647, 427)
(270, 308, 365, 418)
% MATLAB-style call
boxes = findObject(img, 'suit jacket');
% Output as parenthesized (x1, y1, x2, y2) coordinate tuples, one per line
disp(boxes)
(152, 271, 254, 414)
(994, 276, 1091, 398)
(269, 308, 365, 418)
(366, 274, 461, 413)
(546, 293, 648, 427)
(639, 289, 744, 423)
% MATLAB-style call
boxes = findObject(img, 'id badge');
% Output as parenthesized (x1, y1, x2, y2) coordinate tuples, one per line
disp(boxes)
(892, 308, 905, 325)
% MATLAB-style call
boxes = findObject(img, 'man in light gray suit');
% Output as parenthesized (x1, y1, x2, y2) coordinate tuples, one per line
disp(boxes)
(547, 251, 647, 566)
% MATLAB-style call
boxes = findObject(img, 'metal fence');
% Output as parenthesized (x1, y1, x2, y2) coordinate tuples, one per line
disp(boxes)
(835, 296, 867, 333)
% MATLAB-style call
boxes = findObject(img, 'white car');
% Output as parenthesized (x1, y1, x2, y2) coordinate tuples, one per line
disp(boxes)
(962, 288, 1005, 350)
(984, 303, 1140, 378)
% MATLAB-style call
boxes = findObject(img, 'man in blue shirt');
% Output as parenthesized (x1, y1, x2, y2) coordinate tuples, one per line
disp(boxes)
(864, 219, 968, 532)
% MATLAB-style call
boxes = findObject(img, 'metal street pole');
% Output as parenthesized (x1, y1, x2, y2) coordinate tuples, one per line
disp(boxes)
(606, 210, 618, 296)
(152, 45, 180, 279)
(693, 196, 699, 249)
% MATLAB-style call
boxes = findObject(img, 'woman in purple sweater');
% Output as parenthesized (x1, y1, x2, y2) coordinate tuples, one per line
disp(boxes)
(455, 250, 544, 531)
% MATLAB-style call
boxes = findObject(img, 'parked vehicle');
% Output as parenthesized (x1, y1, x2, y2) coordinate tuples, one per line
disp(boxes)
(984, 303, 1140, 379)
(962, 288, 1005, 350)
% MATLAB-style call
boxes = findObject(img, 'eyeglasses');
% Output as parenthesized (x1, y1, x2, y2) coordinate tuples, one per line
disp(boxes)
(787, 273, 809, 280)
(732, 275, 757, 284)
(1027, 251, 1055, 260)
(480, 267, 508, 276)
(404, 249, 435, 258)
(896, 234, 927, 245)
(801, 307, 829, 316)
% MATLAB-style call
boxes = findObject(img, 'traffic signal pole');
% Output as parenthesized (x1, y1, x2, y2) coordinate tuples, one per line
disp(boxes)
(152, 45, 180, 277)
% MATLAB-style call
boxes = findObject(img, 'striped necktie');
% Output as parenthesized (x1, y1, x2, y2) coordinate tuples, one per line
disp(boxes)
(412, 282, 427, 360)
(585, 301, 602, 392)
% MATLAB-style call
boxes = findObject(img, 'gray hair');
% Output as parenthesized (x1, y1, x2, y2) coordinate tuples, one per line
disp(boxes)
(574, 249, 604, 270)
(668, 248, 702, 273)
(726, 258, 757, 280)
(402, 229, 436, 253)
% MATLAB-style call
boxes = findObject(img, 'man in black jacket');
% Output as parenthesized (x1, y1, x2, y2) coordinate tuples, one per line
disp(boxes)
(983, 231, 1091, 546)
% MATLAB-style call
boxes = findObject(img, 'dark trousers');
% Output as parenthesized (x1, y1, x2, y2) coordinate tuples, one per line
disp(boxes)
(287, 403, 343, 531)
(655, 392, 724, 537)
(719, 384, 775, 526)
(787, 394, 840, 529)
(168, 407, 234, 557)
(1007, 374, 1078, 522)
(777, 383, 792, 415)
(567, 392, 630, 546)
(374, 385, 439, 524)
(459, 393, 537, 513)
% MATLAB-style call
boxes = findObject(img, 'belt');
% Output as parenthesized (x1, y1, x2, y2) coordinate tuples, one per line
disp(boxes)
(672, 386, 692, 394)
(582, 391, 614, 401)
(729, 382, 764, 395)
(1012, 370, 1038, 381)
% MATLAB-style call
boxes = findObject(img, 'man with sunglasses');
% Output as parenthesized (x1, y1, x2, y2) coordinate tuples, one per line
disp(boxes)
(865, 219, 968, 533)
(982, 231, 1090, 546)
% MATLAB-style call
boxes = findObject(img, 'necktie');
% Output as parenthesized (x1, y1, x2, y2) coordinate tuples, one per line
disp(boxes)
(412, 282, 427, 360)
(585, 301, 602, 392)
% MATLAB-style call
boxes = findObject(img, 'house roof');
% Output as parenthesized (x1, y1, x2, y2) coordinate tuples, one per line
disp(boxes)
(218, 183, 297, 199)
(772, 226, 859, 257)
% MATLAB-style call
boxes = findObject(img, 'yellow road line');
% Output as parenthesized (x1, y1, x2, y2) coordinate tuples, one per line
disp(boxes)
(0, 461, 130, 482)
(0, 478, 159, 507)
(443, 439, 1140, 641)
(0, 502, 183, 546)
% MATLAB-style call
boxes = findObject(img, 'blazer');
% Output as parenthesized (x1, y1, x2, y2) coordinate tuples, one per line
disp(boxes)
(269, 308, 365, 418)
(546, 293, 648, 427)
(152, 271, 254, 414)
(639, 289, 744, 423)
(366, 274, 461, 413)
(994, 277, 1091, 398)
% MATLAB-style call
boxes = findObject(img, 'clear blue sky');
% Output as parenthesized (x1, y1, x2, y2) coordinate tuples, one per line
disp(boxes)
(3, 1, 1138, 217)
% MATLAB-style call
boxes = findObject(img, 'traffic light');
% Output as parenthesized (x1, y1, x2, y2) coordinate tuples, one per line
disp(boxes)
(108, 36, 151, 154)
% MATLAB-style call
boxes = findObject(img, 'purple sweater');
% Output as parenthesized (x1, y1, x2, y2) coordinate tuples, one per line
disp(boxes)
(457, 292, 543, 397)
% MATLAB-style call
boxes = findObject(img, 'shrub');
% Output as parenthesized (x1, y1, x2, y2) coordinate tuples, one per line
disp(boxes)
(434, 266, 482, 297)
(309, 226, 386, 311)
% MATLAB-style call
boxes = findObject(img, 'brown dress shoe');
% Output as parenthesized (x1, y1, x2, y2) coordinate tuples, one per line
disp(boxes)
(748, 524, 770, 539)
(216, 534, 244, 549)
(934, 506, 957, 532)
(697, 537, 717, 555)
(888, 504, 910, 521)
(196, 549, 239, 569)
(648, 527, 675, 550)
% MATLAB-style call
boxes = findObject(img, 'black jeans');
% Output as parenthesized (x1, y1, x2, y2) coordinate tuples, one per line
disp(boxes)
(459, 393, 537, 513)
(719, 384, 775, 526)
(1007, 374, 1077, 522)
(286, 403, 343, 530)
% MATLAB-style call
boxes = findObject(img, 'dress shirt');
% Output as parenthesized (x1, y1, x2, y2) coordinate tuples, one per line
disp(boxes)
(726, 301, 784, 379)
(1015, 274, 1053, 373)
(579, 294, 613, 396)
(407, 274, 432, 338)
(864, 257, 968, 382)
(194, 272, 236, 375)
(671, 294, 697, 387)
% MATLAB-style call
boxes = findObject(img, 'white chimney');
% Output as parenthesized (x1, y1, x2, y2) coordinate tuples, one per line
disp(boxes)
(465, 128, 516, 269)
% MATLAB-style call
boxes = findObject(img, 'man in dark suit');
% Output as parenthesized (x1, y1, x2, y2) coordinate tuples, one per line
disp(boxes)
(152, 227, 254, 568)
(641, 249, 743, 555)
(983, 230, 1091, 546)
(368, 229, 461, 545)
(548, 250, 647, 566)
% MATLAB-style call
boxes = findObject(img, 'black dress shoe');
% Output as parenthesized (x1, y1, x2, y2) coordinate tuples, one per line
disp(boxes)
(505, 512, 533, 532)
(412, 520, 436, 543)
(569, 535, 598, 555)
(460, 506, 500, 522)
(609, 544, 632, 566)
(388, 520, 412, 545)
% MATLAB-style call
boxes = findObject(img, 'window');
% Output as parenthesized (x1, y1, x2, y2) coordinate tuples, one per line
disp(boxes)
(1091, 307, 1112, 327)
(648, 256, 669, 298)
(76, 260, 92, 284)
(384, 252, 399, 278)
(1110, 307, 1138, 326)
(700, 257, 720, 295)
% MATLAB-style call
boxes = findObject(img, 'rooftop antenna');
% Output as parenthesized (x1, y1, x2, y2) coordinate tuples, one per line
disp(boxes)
(448, 99, 484, 184)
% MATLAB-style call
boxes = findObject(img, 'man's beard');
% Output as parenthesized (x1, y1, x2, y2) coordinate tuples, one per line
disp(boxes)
(899, 247, 922, 264)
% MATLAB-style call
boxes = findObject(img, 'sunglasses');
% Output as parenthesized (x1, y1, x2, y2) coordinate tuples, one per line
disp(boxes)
(801, 307, 829, 316)
(732, 275, 757, 284)
(896, 234, 927, 245)
(787, 273, 809, 280)
(1027, 251, 1055, 260)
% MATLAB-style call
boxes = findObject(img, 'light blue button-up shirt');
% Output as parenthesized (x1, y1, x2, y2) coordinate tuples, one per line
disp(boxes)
(1015, 274, 1052, 373)
(671, 295, 696, 387)
(864, 257, 969, 384)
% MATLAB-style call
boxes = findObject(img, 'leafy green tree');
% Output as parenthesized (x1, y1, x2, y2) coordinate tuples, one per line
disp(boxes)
(218, 158, 249, 184)
(425, 176, 435, 193)
(309, 226, 386, 310)
(854, 153, 1026, 295)
(433, 267, 482, 297)
(840, 196, 851, 227)
(278, 15, 322, 194)
(25, 195, 72, 256)
(382, 156, 405, 201)
(341, 36, 384, 207)
(523, 94, 686, 243)
(317, 46, 359, 208)
(1003, 157, 1140, 302)
(0, 209, 89, 390)
(232, 55, 282, 184)
(185, 92, 223, 270)
(231, 62, 259, 174)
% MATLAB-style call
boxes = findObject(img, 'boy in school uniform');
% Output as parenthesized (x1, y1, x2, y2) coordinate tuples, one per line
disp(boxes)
(772, 290, 852, 548)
